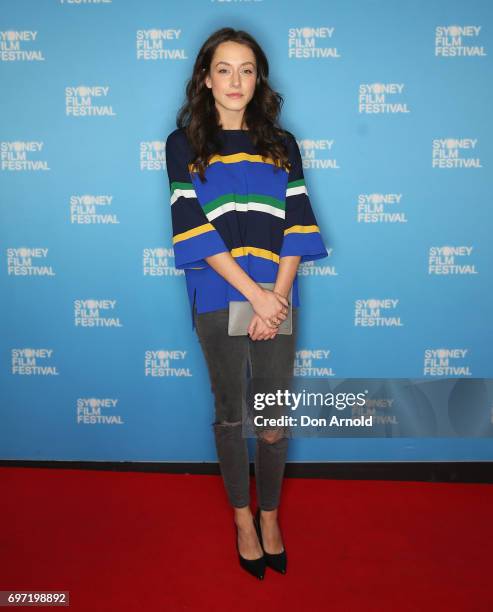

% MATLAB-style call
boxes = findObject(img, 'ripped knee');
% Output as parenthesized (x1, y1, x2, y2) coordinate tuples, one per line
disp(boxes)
(213, 419, 242, 427)
(256, 428, 286, 444)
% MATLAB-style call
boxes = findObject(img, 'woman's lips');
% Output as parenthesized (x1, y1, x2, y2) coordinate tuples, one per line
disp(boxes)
(226, 93, 243, 98)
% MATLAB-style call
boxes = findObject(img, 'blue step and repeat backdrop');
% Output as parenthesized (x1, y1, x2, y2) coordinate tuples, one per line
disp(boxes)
(1, 0, 492, 463)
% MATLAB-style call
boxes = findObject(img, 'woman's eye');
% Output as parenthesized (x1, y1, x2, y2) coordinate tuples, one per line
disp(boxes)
(217, 68, 255, 75)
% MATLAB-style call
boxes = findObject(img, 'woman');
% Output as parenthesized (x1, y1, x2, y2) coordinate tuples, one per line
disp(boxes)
(165, 27, 328, 580)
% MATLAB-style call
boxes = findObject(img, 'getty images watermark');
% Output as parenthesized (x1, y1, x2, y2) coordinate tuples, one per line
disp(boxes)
(242, 377, 493, 438)
(252, 387, 371, 429)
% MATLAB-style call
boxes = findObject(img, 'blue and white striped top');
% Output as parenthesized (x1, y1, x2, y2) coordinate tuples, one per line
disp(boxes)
(165, 127, 329, 330)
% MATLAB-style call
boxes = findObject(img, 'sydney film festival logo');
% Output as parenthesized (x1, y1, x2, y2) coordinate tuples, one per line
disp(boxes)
(298, 138, 338, 170)
(288, 27, 340, 59)
(136, 29, 186, 60)
(140, 141, 166, 170)
(74, 300, 123, 327)
(77, 398, 124, 426)
(435, 25, 486, 57)
(424, 349, 472, 376)
(428, 246, 478, 275)
(1, 142, 49, 171)
(432, 139, 481, 168)
(143, 247, 184, 276)
(294, 349, 335, 377)
(358, 83, 410, 114)
(11, 349, 59, 376)
(6, 247, 55, 276)
(70, 195, 119, 224)
(0, 30, 44, 61)
(354, 299, 403, 327)
(144, 350, 192, 377)
(357, 193, 408, 224)
(65, 86, 116, 117)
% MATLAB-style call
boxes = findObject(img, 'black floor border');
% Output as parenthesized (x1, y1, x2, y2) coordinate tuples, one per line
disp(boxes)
(0, 460, 492, 483)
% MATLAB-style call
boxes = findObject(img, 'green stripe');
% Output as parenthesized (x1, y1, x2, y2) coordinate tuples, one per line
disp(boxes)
(170, 180, 194, 195)
(287, 178, 305, 189)
(202, 193, 285, 215)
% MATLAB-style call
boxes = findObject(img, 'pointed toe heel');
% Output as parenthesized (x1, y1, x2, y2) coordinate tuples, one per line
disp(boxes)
(254, 507, 287, 575)
(235, 522, 266, 580)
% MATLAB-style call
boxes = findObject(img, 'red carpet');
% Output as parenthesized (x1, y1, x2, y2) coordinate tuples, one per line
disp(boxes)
(1, 466, 491, 611)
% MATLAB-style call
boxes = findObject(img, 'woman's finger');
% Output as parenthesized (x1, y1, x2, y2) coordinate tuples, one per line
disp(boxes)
(248, 317, 260, 339)
(255, 323, 271, 341)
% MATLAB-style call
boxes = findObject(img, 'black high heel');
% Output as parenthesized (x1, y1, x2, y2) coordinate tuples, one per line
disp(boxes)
(254, 507, 287, 575)
(235, 520, 266, 580)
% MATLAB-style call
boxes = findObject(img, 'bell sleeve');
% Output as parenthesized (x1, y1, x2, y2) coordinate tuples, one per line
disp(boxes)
(279, 133, 329, 263)
(165, 130, 229, 270)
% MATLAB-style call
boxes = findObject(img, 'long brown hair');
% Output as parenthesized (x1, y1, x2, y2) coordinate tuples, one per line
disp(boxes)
(175, 27, 291, 182)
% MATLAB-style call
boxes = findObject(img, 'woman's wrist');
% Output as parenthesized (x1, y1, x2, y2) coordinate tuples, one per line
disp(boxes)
(243, 280, 265, 305)
(273, 286, 289, 299)
(274, 256, 300, 299)
(273, 281, 293, 301)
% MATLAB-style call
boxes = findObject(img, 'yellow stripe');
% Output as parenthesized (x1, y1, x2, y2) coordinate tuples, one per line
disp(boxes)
(173, 231, 282, 264)
(231, 246, 280, 264)
(284, 224, 320, 236)
(188, 152, 283, 173)
(172, 223, 216, 244)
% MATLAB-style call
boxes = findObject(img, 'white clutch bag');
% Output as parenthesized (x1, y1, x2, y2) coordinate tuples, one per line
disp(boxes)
(228, 282, 293, 336)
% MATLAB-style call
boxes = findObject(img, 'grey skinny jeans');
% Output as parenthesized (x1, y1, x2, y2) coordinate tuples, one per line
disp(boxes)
(193, 305, 299, 511)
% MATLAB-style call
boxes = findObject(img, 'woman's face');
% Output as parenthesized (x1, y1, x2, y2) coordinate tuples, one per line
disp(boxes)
(204, 41, 257, 127)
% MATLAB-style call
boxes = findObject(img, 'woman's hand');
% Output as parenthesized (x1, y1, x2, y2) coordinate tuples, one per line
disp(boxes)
(250, 288, 289, 329)
(247, 313, 279, 341)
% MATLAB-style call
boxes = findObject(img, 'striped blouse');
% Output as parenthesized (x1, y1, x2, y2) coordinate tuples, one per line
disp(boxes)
(165, 127, 329, 330)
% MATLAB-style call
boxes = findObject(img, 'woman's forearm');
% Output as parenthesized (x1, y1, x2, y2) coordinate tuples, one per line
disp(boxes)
(204, 251, 264, 303)
(274, 256, 301, 298)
